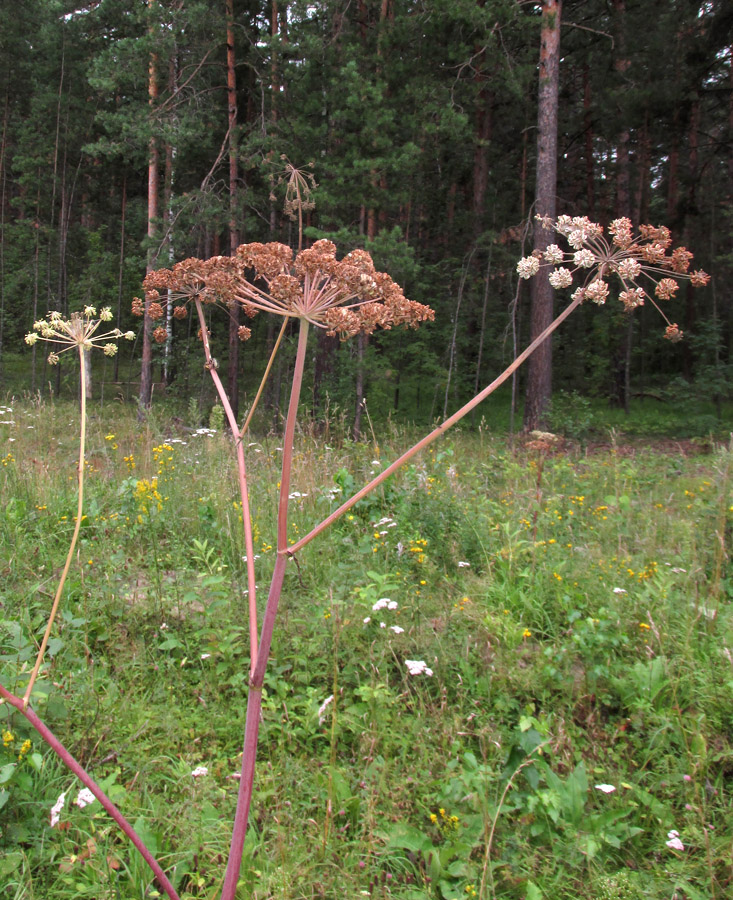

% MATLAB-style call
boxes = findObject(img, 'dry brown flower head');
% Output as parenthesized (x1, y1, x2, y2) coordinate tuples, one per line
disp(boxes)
(134, 239, 434, 341)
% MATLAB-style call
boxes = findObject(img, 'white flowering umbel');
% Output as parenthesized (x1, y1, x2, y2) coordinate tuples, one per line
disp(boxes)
(517, 216, 710, 342)
(25, 306, 134, 363)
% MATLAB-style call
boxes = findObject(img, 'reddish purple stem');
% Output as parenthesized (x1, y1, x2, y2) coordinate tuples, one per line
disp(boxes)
(0, 684, 181, 900)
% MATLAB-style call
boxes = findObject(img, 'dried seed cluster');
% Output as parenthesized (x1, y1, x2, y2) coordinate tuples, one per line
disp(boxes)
(133, 240, 434, 340)
(518, 215, 710, 341)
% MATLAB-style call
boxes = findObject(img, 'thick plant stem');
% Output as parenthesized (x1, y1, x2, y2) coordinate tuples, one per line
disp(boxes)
(23, 345, 88, 707)
(0, 684, 181, 900)
(288, 295, 582, 555)
(220, 320, 310, 900)
(219, 554, 287, 900)
(195, 299, 259, 672)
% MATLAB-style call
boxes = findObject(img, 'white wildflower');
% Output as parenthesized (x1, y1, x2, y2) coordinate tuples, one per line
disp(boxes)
(50, 791, 66, 827)
(75, 788, 96, 809)
(318, 694, 334, 725)
(372, 598, 398, 611)
(594, 784, 616, 794)
(191, 766, 209, 778)
(666, 830, 684, 851)
(390, 625, 405, 634)
(405, 659, 433, 676)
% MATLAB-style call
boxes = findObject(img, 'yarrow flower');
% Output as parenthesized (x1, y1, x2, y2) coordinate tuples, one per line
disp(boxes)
(75, 788, 96, 809)
(50, 791, 66, 827)
(135, 240, 434, 341)
(666, 829, 684, 851)
(405, 659, 433, 676)
(191, 766, 209, 778)
(318, 694, 334, 725)
(519, 215, 710, 341)
(372, 598, 398, 611)
(25, 307, 134, 365)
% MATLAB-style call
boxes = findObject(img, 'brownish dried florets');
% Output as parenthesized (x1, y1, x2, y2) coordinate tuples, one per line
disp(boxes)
(153, 327, 167, 344)
(136, 240, 434, 342)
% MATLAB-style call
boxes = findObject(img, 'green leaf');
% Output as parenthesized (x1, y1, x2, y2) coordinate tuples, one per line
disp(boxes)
(381, 823, 432, 854)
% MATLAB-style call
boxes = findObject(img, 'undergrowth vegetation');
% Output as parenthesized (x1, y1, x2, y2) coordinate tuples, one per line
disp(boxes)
(2, 397, 733, 899)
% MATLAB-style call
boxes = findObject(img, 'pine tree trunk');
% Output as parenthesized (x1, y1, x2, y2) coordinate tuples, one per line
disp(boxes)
(226, 0, 240, 419)
(583, 62, 595, 218)
(612, 0, 632, 414)
(0, 89, 8, 378)
(140, 4, 159, 412)
(523, 0, 561, 431)
(114, 173, 126, 384)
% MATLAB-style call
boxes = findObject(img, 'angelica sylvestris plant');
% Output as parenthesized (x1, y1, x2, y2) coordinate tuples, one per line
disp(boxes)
(2, 209, 711, 900)
(517, 215, 710, 340)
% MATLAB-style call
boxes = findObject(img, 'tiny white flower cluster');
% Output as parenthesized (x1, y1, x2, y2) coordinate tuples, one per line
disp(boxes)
(666, 829, 684, 851)
(49, 787, 97, 826)
(364, 597, 404, 634)
(191, 766, 209, 778)
(405, 659, 433, 677)
(318, 694, 334, 725)
(372, 597, 398, 611)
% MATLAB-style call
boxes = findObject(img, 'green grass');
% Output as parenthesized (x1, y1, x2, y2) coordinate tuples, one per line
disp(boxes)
(1, 397, 733, 899)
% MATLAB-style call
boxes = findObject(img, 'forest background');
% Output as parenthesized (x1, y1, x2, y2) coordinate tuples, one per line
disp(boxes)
(0, 0, 732, 434)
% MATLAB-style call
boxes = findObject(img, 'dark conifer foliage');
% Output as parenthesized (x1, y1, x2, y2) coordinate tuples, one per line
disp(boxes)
(0, 0, 729, 425)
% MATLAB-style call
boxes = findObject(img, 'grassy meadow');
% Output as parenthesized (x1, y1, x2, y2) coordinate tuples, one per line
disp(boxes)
(1, 394, 733, 900)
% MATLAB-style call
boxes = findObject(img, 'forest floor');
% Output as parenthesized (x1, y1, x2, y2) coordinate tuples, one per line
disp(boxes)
(1, 397, 732, 900)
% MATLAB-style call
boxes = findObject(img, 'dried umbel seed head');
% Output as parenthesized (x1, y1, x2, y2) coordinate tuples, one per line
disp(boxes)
(137, 241, 434, 342)
(238, 325, 251, 341)
(520, 215, 710, 339)
(153, 327, 167, 344)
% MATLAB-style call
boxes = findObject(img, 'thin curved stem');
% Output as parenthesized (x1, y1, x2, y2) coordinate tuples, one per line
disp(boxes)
(23, 345, 88, 707)
(0, 684, 181, 900)
(240, 316, 288, 438)
(194, 299, 259, 674)
(287, 294, 582, 556)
